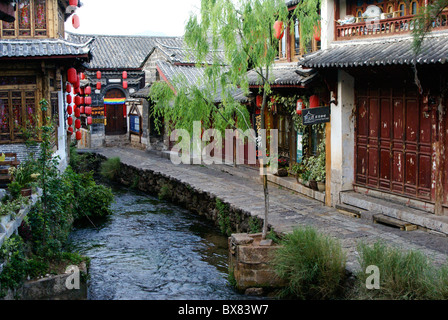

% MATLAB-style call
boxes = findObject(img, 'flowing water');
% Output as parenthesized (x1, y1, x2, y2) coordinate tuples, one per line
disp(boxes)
(68, 185, 252, 300)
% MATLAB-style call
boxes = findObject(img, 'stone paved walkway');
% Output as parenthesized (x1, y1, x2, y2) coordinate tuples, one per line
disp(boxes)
(91, 147, 448, 273)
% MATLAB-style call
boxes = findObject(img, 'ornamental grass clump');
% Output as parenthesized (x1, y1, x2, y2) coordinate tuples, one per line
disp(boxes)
(356, 241, 448, 300)
(99, 157, 121, 181)
(272, 226, 347, 299)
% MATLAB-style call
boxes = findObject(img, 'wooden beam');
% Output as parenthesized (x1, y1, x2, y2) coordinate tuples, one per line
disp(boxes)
(325, 120, 331, 207)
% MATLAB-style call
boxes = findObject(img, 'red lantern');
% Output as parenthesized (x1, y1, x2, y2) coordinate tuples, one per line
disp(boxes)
(96, 82, 101, 90)
(123, 81, 128, 89)
(85, 106, 92, 115)
(75, 119, 81, 129)
(72, 14, 80, 29)
(313, 23, 321, 42)
(69, 0, 78, 6)
(66, 94, 72, 104)
(310, 95, 319, 108)
(76, 130, 82, 141)
(85, 96, 92, 105)
(67, 117, 73, 126)
(87, 116, 92, 125)
(74, 96, 81, 106)
(273, 21, 284, 40)
(84, 86, 91, 95)
(79, 87, 84, 95)
(67, 105, 73, 115)
(75, 77, 80, 91)
(96, 71, 101, 79)
(296, 98, 304, 115)
(80, 106, 85, 114)
(122, 71, 128, 79)
(256, 95, 262, 107)
(80, 72, 85, 80)
(68, 127, 74, 135)
(66, 83, 72, 93)
(74, 107, 81, 118)
(67, 68, 77, 84)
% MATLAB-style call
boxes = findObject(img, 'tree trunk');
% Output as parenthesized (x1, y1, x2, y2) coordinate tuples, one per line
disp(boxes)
(260, 90, 269, 240)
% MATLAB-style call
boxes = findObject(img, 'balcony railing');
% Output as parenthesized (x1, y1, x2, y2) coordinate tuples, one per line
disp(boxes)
(335, 12, 448, 40)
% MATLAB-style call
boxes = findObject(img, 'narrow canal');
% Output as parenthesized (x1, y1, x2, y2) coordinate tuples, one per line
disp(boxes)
(68, 184, 252, 300)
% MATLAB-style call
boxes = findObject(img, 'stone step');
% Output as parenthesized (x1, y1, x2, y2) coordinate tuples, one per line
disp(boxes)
(335, 203, 378, 221)
(341, 191, 448, 235)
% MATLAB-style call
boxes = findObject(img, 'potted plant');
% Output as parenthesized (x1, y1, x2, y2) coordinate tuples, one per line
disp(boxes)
(303, 139, 326, 192)
(289, 163, 303, 184)
(8, 161, 38, 198)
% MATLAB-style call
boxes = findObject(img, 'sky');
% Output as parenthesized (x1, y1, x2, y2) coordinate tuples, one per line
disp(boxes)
(65, 0, 202, 37)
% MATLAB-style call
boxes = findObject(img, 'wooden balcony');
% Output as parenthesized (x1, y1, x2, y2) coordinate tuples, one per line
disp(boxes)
(335, 12, 448, 40)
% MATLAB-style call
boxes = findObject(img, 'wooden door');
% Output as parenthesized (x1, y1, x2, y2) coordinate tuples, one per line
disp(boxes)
(355, 86, 434, 202)
(105, 89, 126, 135)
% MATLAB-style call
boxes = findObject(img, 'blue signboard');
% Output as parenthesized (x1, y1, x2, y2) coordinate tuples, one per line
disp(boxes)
(130, 115, 140, 134)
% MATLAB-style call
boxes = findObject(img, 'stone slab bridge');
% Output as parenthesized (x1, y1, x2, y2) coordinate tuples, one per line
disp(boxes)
(89, 147, 448, 274)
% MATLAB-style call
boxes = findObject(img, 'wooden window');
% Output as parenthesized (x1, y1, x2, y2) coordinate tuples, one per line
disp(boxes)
(398, 2, 406, 16)
(34, 0, 47, 37)
(1, 0, 49, 38)
(411, 1, 418, 14)
(294, 19, 300, 56)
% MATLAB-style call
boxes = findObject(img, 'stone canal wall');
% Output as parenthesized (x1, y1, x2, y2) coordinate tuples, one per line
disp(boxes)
(93, 153, 265, 236)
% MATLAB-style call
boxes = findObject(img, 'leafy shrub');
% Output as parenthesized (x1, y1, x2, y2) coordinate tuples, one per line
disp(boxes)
(158, 184, 172, 201)
(216, 199, 232, 236)
(100, 157, 121, 181)
(272, 226, 346, 299)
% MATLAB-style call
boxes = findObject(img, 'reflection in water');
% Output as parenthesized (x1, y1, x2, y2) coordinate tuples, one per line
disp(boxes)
(68, 185, 251, 300)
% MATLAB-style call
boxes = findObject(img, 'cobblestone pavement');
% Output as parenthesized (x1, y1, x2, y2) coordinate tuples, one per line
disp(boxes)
(92, 147, 448, 273)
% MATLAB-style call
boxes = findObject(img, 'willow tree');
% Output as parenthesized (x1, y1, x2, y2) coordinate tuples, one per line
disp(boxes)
(150, 0, 293, 239)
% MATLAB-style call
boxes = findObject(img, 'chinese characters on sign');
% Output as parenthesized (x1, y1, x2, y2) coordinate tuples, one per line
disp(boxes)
(302, 106, 330, 125)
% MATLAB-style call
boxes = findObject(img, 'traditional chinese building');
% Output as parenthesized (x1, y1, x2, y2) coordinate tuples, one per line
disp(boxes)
(0, 0, 91, 169)
(300, 0, 448, 232)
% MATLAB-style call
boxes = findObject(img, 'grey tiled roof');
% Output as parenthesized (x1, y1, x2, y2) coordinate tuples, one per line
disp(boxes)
(155, 39, 227, 65)
(299, 34, 448, 68)
(247, 62, 317, 86)
(0, 38, 91, 59)
(156, 60, 247, 103)
(66, 32, 183, 69)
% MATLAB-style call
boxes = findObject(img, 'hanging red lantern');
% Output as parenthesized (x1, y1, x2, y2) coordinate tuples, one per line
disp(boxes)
(67, 68, 77, 84)
(256, 95, 262, 107)
(310, 95, 319, 108)
(87, 116, 92, 125)
(96, 82, 101, 90)
(313, 22, 321, 42)
(74, 95, 81, 106)
(67, 117, 73, 126)
(67, 105, 73, 115)
(273, 21, 284, 40)
(76, 130, 82, 141)
(66, 83, 72, 93)
(122, 71, 128, 79)
(69, 0, 78, 6)
(72, 14, 80, 29)
(296, 98, 304, 115)
(75, 119, 81, 129)
(85, 96, 92, 105)
(80, 106, 85, 114)
(84, 86, 91, 95)
(79, 87, 84, 95)
(80, 72, 85, 80)
(123, 81, 128, 89)
(74, 107, 81, 118)
(85, 106, 92, 115)
(66, 95, 72, 104)
(75, 77, 80, 91)
(68, 127, 74, 135)
(96, 71, 101, 79)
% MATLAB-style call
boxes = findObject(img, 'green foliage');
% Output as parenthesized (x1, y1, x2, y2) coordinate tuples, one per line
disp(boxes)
(216, 198, 232, 236)
(248, 216, 261, 234)
(302, 137, 326, 182)
(100, 157, 121, 181)
(290, 0, 321, 53)
(0, 196, 28, 218)
(356, 241, 448, 300)
(272, 226, 346, 299)
(158, 184, 172, 201)
(0, 235, 28, 296)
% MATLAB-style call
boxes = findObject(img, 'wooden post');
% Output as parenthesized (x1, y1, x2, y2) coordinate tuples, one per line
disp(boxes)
(325, 120, 332, 207)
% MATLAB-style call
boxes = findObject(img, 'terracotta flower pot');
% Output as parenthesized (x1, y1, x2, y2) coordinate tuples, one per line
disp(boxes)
(317, 181, 325, 192)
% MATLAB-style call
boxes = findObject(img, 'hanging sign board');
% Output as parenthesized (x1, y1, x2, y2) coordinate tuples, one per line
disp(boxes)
(130, 114, 141, 134)
(302, 106, 330, 125)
